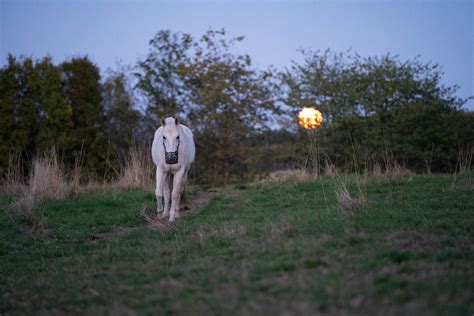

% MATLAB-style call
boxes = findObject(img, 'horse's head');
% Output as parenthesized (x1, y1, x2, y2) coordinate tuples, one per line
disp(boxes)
(161, 117, 180, 164)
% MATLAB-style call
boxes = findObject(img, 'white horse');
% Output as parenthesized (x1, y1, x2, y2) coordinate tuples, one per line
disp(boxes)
(151, 117, 195, 222)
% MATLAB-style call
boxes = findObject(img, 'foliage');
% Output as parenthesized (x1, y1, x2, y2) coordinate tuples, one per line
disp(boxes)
(283, 49, 473, 172)
(135, 30, 193, 131)
(135, 29, 281, 183)
(0, 55, 124, 179)
(102, 70, 141, 162)
(0, 55, 74, 176)
(60, 57, 109, 175)
(0, 56, 40, 174)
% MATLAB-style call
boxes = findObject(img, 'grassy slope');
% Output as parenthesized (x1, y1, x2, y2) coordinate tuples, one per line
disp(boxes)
(1, 174, 473, 315)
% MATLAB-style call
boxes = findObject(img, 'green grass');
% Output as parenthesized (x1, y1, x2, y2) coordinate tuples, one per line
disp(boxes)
(1, 174, 473, 315)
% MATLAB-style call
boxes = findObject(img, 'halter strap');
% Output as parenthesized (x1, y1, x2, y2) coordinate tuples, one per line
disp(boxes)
(163, 134, 180, 153)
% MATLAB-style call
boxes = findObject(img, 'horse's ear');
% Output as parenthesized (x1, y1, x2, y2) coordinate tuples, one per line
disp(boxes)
(160, 117, 166, 126)
(175, 117, 179, 125)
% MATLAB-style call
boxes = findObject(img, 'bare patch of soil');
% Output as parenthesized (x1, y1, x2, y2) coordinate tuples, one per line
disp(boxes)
(179, 190, 219, 215)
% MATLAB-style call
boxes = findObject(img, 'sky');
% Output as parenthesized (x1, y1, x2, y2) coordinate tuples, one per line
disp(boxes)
(1, 0, 473, 109)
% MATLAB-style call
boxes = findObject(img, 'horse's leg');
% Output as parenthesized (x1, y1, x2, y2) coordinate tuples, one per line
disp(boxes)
(163, 173, 171, 218)
(180, 166, 190, 206)
(169, 168, 186, 222)
(155, 168, 165, 217)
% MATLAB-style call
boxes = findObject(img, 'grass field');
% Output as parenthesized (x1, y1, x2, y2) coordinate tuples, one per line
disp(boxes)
(1, 173, 473, 315)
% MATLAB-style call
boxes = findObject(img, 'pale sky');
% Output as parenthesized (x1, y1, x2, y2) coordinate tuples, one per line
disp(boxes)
(1, 0, 473, 109)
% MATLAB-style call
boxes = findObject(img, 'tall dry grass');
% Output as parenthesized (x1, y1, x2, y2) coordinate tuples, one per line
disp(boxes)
(1, 145, 156, 233)
(450, 146, 473, 189)
(69, 144, 85, 196)
(7, 152, 65, 234)
(2, 154, 25, 196)
(116, 146, 154, 187)
(28, 151, 69, 200)
(456, 146, 473, 173)
(323, 159, 337, 176)
(362, 160, 414, 185)
(324, 157, 367, 214)
(334, 180, 367, 214)
(264, 169, 314, 183)
(5, 150, 85, 234)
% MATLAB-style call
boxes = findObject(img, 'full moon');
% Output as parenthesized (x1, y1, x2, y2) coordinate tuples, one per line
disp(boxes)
(298, 107, 323, 129)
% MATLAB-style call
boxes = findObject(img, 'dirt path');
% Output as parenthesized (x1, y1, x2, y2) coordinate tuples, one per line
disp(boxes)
(180, 189, 218, 214)
(145, 189, 224, 228)
(88, 189, 222, 242)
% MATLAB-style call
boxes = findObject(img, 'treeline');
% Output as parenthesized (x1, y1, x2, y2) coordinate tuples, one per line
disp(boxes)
(282, 50, 473, 173)
(0, 55, 136, 179)
(1, 29, 472, 184)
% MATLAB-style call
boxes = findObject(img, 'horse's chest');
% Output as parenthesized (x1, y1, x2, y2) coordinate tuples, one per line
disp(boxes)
(162, 163, 181, 174)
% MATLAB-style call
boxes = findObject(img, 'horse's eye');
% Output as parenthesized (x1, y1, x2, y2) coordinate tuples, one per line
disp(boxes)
(176, 136, 180, 140)
(163, 136, 166, 140)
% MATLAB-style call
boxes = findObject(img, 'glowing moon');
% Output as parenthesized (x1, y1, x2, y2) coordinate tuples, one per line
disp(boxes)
(298, 107, 323, 129)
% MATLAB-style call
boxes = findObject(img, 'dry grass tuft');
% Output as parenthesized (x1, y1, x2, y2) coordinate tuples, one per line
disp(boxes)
(265, 169, 314, 183)
(2, 154, 26, 196)
(386, 162, 414, 182)
(140, 203, 156, 224)
(68, 145, 85, 197)
(7, 151, 72, 234)
(323, 159, 338, 176)
(368, 161, 383, 178)
(450, 147, 473, 189)
(456, 146, 473, 173)
(323, 157, 367, 215)
(362, 161, 414, 185)
(116, 146, 154, 187)
(10, 152, 70, 212)
(17, 207, 49, 235)
(28, 151, 69, 201)
(334, 181, 366, 214)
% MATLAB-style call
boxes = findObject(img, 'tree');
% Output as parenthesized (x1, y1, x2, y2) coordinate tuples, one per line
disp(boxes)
(281, 49, 360, 125)
(283, 50, 472, 172)
(103, 70, 141, 160)
(184, 29, 280, 182)
(136, 29, 281, 183)
(60, 57, 107, 175)
(0, 55, 76, 176)
(0, 55, 41, 174)
(134, 30, 193, 134)
(35, 57, 74, 155)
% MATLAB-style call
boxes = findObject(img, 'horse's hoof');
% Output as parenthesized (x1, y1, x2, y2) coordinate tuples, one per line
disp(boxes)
(158, 212, 166, 220)
(169, 213, 179, 222)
